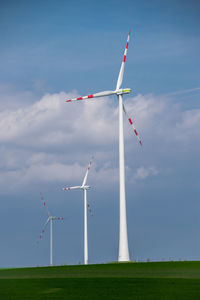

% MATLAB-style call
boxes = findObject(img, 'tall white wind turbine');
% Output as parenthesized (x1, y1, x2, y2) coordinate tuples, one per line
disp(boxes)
(62, 159, 93, 265)
(65, 30, 142, 262)
(37, 193, 64, 266)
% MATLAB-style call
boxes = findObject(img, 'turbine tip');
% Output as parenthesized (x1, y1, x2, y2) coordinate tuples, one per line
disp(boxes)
(62, 187, 70, 191)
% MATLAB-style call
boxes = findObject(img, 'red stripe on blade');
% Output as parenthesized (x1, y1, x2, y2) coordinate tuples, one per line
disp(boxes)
(134, 129, 138, 136)
(128, 118, 133, 125)
(123, 55, 126, 62)
(88, 94, 94, 98)
(126, 42, 129, 49)
(66, 100, 72, 102)
(77, 97, 83, 100)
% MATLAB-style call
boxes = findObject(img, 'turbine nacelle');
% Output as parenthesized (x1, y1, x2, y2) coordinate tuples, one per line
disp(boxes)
(116, 88, 131, 95)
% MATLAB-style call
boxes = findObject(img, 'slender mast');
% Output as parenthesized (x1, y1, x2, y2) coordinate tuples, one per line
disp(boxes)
(50, 218, 53, 266)
(84, 189, 88, 264)
(118, 94, 130, 262)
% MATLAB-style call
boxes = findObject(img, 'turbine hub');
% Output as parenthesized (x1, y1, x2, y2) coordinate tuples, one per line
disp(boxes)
(116, 88, 131, 95)
(83, 185, 91, 190)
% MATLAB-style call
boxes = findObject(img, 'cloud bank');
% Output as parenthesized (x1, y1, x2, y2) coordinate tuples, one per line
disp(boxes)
(0, 88, 199, 194)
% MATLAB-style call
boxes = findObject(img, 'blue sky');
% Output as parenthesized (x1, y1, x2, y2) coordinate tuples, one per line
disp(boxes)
(0, 0, 200, 267)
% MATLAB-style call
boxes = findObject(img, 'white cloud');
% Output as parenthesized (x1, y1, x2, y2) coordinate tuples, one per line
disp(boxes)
(0, 89, 199, 194)
(134, 166, 159, 180)
(0, 91, 117, 147)
(175, 109, 200, 142)
(124, 93, 200, 147)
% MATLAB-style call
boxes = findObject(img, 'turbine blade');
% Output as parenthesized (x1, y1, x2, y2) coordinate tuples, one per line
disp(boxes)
(66, 90, 116, 102)
(82, 157, 94, 187)
(55, 217, 64, 220)
(37, 218, 50, 244)
(123, 103, 142, 146)
(52, 217, 64, 220)
(40, 192, 50, 217)
(116, 30, 131, 90)
(62, 186, 82, 191)
(87, 202, 93, 217)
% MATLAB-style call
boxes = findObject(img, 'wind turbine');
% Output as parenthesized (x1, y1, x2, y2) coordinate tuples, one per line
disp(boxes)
(65, 30, 142, 262)
(62, 158, 93, 265)
(37, 193, 64, 266)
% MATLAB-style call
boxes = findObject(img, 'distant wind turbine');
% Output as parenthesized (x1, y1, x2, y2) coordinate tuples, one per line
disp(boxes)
(65, 30, 142, 262)
(62, 158, 93, 265)
(37, 193, 64, 266)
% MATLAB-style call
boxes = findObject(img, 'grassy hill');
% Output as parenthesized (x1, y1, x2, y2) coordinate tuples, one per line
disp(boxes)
(1, 261, 200, 299)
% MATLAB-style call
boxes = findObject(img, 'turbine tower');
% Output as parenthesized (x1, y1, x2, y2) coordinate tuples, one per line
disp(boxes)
(37, 193, 64, 266)
(65, 30, 142, 262)
(62, 158, 93, 265)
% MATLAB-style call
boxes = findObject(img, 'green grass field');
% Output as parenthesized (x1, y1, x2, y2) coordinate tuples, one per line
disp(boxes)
(1, 261, 200, 299)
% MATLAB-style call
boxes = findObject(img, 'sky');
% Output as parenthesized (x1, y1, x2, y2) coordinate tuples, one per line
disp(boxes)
(0, 0, 200, 267)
